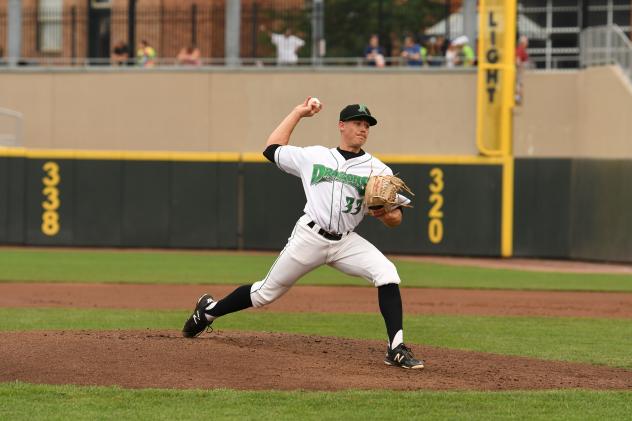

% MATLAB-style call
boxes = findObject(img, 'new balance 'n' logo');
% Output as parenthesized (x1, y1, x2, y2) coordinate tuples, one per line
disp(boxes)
(394, 353, 404, 363)
(193, 312, 200, 324)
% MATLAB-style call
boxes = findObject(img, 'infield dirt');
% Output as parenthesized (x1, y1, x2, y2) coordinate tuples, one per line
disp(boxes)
(2, 283, 632, 318)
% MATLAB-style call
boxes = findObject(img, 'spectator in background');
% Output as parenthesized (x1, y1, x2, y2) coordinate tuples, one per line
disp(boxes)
(388, 31, 401, 60)
(437, 35, 449, 56)
(516, 35, 530, 68)
(400, 35, 423, 66)
(425, 36, 442, 67)
(177, 44, 201, 66)
(445, 41, 458, 68)
(452, 35, 475, 67)
(462, 37, 475, 67)
(261, 25, 305, 66)
(515, 35, 530, 105)
(111, 40, 129, 66)
(364, 34, 386, 68)
(136, 40, 156, 68)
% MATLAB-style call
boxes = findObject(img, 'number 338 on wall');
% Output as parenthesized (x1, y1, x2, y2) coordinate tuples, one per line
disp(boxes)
(41, 161, 61, 236)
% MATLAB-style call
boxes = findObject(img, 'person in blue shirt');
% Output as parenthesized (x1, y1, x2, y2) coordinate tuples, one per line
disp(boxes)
(364, 34, 386, 67)
(400, 35, 423, 66)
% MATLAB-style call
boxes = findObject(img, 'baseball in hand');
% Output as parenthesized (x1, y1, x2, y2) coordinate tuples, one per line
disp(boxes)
(308, 97, 322, 109)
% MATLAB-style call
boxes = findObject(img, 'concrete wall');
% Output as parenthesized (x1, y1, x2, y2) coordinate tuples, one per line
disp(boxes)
(0, 66, 631, 157)
(0, 69, 477, 155)
(513, 65, 632, 158)
(513, 71, 578, 157)
(575, 66, 632, 158)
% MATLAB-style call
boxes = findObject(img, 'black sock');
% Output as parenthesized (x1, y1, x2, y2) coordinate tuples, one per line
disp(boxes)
(207, 284, 253, 318)
(378, 283, 403, 347)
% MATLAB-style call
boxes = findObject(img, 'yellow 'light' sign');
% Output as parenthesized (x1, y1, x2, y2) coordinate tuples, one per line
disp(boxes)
(476, 0, 517, 156)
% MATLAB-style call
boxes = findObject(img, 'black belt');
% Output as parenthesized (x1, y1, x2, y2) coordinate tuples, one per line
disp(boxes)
(307, 221, 343, 241)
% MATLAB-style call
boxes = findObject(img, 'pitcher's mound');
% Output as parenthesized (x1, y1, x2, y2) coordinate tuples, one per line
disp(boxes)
(2, 330, 631, 391)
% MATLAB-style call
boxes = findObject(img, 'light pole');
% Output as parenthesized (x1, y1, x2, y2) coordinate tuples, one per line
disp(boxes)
(311, 0, 325, 65)
(7, 0, 22, 67)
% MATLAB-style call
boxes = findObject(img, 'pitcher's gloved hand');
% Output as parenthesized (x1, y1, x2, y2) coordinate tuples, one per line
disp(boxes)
(365, 175, 414, 213)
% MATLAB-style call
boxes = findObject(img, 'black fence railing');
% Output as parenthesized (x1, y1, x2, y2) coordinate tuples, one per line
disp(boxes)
(11, 2, 628, 70)
(1, 3, 630, 70)
(0, 1, 451, 66)
(0, 10, 5, 57)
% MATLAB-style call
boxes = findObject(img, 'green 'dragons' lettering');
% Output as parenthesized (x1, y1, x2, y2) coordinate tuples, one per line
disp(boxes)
(310, 164, 368, 195)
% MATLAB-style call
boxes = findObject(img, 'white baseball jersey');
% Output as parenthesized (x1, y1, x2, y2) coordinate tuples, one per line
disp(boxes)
(273, 145, 411, 235)
(249, 144, 410, 309)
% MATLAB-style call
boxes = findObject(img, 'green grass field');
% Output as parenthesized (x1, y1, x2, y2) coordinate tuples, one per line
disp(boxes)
(1, 248, 631, 419)
(1, 248, 631, 291)
(1, 383, 631, 421)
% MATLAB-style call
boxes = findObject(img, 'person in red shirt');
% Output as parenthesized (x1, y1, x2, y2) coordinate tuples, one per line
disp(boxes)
(515, 35, 530, 105)
(516, 35, 529, 66)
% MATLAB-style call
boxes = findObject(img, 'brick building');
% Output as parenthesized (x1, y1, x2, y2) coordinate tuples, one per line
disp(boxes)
(0, 0, 303, 64)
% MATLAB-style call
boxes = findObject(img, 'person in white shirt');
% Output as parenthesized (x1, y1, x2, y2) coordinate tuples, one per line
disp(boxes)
(445, 42, 458, 68)
(270, 28, 305, 65)
(182, 98, 425, 370)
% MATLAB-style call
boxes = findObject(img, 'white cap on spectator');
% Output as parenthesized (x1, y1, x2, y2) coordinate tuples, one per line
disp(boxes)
(452, 35, 469, 46)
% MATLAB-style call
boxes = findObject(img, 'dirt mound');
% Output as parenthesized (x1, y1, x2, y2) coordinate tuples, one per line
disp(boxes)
(2, 330, 631, 391)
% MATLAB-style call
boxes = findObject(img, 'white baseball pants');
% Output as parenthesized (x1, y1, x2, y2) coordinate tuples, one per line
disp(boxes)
(249, 214, 401, 308)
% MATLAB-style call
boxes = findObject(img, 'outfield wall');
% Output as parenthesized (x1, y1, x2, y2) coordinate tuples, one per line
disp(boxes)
(244, 160, 503, 255)
(0, 154, 239, 248)
(0, 151, 505, 256)
(513, 158, 632, 262)
(3, 151, 632, 262)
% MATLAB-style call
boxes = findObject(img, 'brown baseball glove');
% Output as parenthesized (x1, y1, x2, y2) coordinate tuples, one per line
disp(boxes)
(364, 175, 414, 212)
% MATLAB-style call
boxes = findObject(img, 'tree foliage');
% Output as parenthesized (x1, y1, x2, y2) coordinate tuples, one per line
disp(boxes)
(323, 0, 446, 57)
(252, 0, 446, 60)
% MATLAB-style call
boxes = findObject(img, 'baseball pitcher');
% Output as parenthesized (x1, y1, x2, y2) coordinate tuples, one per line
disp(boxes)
(182, 98, 424, 369)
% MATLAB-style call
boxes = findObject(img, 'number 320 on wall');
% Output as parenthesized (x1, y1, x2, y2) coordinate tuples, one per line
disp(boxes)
(41, 161, 61, 236)
(428, 167, 444, 244)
